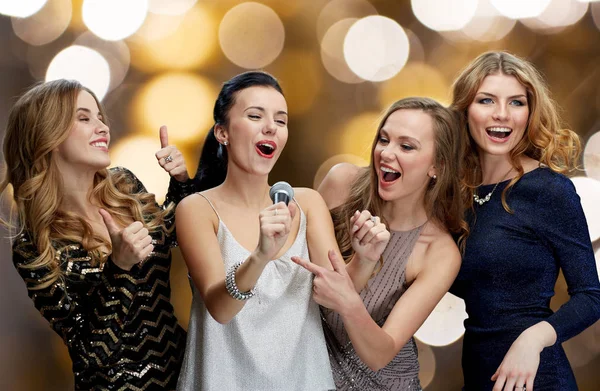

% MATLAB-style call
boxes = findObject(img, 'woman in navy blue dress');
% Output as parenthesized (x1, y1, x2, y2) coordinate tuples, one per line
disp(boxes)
(450, 51, 600, 391)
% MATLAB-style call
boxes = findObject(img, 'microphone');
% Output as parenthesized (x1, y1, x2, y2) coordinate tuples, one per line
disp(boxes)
(269, 181, 294, 206)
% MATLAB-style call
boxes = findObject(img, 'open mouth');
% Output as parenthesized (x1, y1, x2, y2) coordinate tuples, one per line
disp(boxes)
(255, 141, 276, 158)
(485, 127, 512, 140)
(381, 166, 401, 182)
(90, 141, 108, 150)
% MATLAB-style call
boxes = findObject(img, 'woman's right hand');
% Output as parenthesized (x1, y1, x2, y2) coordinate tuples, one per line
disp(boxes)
(254, 201, 297, 262)
(99, 209, 154, 270)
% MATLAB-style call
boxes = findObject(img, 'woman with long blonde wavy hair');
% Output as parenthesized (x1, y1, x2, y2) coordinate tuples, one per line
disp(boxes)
(292, 97, 465, 390)
(0, 79, 196, 390)
(450, 51, 600, 391)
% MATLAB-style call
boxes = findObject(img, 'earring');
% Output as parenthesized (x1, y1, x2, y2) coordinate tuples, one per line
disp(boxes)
(432, 175, 437, 180)
(223, 141, 228, 146)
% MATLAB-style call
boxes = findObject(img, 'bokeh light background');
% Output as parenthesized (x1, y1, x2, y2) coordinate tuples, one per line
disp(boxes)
(1, 0, 600, 389)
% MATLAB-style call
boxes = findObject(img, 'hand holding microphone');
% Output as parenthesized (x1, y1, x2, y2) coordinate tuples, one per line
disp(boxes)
(254, 182, 297, 262)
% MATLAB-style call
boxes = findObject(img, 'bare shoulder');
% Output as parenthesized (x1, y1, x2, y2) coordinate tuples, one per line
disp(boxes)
(317, 163, 364, 209)
(293, 187, 324, 206)
(420, 224, 461, 271)
(175, 191, 219, 230)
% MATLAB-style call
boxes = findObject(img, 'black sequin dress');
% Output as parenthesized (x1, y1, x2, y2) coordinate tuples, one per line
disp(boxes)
(12, 167, 195, 390)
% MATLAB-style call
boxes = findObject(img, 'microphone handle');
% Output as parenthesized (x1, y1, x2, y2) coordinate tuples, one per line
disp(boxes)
(273, 192, 291, 206)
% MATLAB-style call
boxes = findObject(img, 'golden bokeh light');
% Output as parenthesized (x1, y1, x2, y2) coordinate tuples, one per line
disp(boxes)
(415, 340, 437, 389)
(344, 16, 409, 82)
(490, 0, 551, 19)
(313, 154, 369, 189)
(571, 177, 600, 242)
(0, 0, 47, 17)
(339, 112, 381, 161)
(316, 0, 377, 44)
(46, 45, 111, 100)
(411, 0, 478, 31)
(521, 0, 588, 34)
(584, 131, 600, 181)
(11, 0, 71, 46)
(414, 293, 468, 347)
(459, 0, 516, 42)
(82, 0, 148, 41)
(133, 72, 217, 145)
(129, 5, 216, 72)
(270, 50, 322, 115)
(219, 2, 285, 69)
(74, 32, 130, 92)
(109, 136, 172, 204)
(321, 18, 364, 84)
(148, 0, 196, 15)
(379, 62, 451, 110)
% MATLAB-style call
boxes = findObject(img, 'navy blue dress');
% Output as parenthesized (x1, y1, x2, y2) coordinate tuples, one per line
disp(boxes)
(451, 167, 600, 390)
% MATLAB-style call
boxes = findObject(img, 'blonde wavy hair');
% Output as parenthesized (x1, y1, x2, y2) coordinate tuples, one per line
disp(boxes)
(451, 51, 581, 248)
(331, 97, 467, 266)
(0, 79, 172, 290)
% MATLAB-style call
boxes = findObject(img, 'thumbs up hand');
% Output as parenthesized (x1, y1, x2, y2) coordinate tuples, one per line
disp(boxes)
(99, 209, 154, 270)
(155, 125, 189, 182)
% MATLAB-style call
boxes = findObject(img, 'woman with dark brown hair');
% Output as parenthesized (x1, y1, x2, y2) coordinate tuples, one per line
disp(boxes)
(451, 51, 600, 390)
(293, 97, 465, 390)
(0, 79, 195, 390)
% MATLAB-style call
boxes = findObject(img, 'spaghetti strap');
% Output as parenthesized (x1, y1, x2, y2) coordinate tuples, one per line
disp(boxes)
(197, 193, 222, 221)
(292, 197, 304, 215)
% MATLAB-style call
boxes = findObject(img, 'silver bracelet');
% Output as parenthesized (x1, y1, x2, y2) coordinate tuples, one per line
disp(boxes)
(225, 261, 256, 300)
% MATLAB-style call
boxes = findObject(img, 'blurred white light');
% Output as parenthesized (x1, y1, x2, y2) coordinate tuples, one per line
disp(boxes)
(316, 0, 378, 43)
(593, 2, 600, 30)
(521, 0, 588, 32)
(571, 177, 600, 242)
(491, 0, 552, 19)
(584, 131, 600, 181)
(82, 0, 148, 41)
(148, 0, 196, 15)
(219, 2, 285, 69)
(321, 18, 364, 84)
(74, 32, 130, 92)
(110, 136, 171, 204)
(11, 0, 72, 46)
(0, 0, 47, 17)
(460, 0, 516, 41)
(415, 292, 467, 346)
(412, 0, 478, 31)
(343, 16, 409, 82)
(46, 45, 111, 100)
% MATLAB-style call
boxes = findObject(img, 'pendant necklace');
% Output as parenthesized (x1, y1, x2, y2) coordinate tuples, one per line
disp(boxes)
(473, 167, 513, 206)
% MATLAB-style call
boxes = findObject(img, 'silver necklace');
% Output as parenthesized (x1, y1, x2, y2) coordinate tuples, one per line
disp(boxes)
(473, 168, 513, 206)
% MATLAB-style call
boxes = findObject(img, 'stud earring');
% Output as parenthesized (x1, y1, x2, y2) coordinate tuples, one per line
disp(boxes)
(223, 141, 228, 146)
(432, 174, 437, 180)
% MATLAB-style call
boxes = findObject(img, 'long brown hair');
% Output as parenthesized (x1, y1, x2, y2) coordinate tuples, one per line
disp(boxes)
(1, 79, 171, 290)
(451, 51, 581, 247)
(332, 97, 466, 263)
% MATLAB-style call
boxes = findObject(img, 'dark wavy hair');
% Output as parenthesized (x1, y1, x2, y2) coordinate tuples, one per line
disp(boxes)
(194, 71, 284, 191)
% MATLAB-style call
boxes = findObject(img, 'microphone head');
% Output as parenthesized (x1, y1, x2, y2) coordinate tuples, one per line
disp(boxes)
(269, 181, 294, 205)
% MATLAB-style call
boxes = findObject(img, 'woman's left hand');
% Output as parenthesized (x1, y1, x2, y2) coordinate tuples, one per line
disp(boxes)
(350, 210, 390, 263)
(155, 125, 189, 182)
(292, 250, 362, 315)
(491, 332, 542, 391)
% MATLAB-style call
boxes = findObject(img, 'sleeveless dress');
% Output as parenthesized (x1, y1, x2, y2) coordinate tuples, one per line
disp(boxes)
(177, 195, 335, 391)
(322, 225, 425, 391)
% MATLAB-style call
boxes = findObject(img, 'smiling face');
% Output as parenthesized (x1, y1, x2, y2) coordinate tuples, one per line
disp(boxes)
(216, 86, 288, 176)
(373, 109, 437, 202)
(54, 90, 110, 171)
(467, 72, 529, 159)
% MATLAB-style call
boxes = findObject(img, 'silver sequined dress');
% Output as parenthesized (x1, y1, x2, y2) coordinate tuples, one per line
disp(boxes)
(177, 195, 335, 391)
(322, 225, 425, 391)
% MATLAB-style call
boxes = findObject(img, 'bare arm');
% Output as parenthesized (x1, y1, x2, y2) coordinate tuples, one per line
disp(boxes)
(294, 235, 461, 371)
(176, 194, 296, 324)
